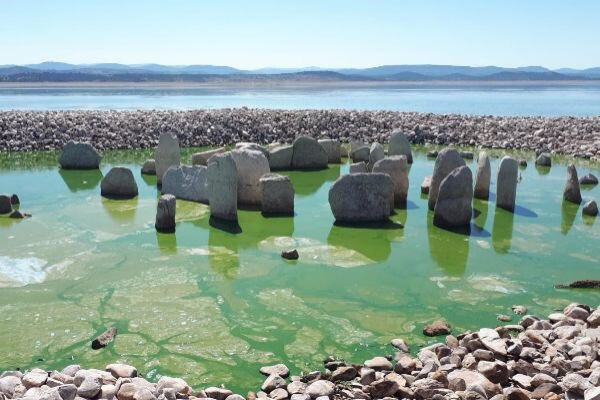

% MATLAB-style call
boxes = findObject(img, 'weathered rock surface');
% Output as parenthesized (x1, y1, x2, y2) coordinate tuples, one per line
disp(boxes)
(100, 167, 138, 199)
(318, 139, 341, 163)
(260, 174, 294, 215)
(474, 151, 491, 200)
(423, 320, 451, 336)
(154, 133, 180, 185)
(269, 145, 293, 170)
(583, 200, 598, 216)
(291, 136, 328, 170)
(141, 159, 156, 175)
(349, 162, 367, 174)
(428, 148, 466, 210)
(191, 147, 227, 166)
(372, 156, 409, 207)
(59, 141, 101, 170)
(421, 176, 432, 194)
(388, 130, 413, 163)
(91, 327, 116, 349)
(535, 152, 552, 167)
(161, 165, 208, 203)
(433, 166, 473, 229)
(207, 152, 238, 221)
(563, 164, 582, 204)
(230, 149, 270, 206)
(579, 173, 599, 185)
(349, 146, 370, 163)
(367, 142, 384, 171)
(155, 194, 176, 233)
(328, 173, 393, 222)
(0, 194, 11, 214)
(496, 156, 519, 212)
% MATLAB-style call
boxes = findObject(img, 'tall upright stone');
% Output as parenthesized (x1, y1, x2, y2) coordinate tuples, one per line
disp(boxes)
(230, 149, 270, 206)
(433, 166, 473, 229)
(496, 156, 519, 212)
(563, 164, 582, 204)
(291, 136, 328, 170)
(161, 165, 208, 203)
(428, 148, 466, 211)
(368, 142, 385, 171)
(155, 194, 176, 233)
(474, 151, 491, 200)
(318, 139, 342, 164)
(155, 133, 181, 185)
(388, 130, 413, 163)
(260, 174, 295, 215)
(207, 153, 238, 221)
(372, 156, 409, 208)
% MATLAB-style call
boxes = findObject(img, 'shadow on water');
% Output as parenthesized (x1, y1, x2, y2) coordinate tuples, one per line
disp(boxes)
(404, 200, 419, 210)
(208, 216, 242, 234)
(472, 198, 489, 231)
(208, 224, 240, 280)
(156, 231, 177, 254)
(561, 200, 580, 235)
(59, 169, 103, 192)
(514, 204, 538, 218)
(140, 173, 157, 187)
(492, 207, 515, 254)
(101, 197, 138, 222)
(286, 164, 341, 196)
(327, 222, 400, 262)
(426, 216, 471, 276)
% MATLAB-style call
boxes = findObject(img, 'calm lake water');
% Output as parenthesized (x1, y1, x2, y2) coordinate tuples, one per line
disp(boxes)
(1, 85, 600, 116)
(0, 147, 599, 391)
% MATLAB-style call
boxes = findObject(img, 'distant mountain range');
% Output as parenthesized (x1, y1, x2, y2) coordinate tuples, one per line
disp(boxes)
(1, 62, 600, 82)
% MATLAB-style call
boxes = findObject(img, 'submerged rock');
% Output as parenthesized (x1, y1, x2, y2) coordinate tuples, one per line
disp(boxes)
(423, 320, 451, 336)
(433, 165, 473, 229)
(367, 142, 384, 171)
(563, 164, 582, 204)
(155, 194, 176, 233)
(100, 167, 138, 199)
(496, 156, 518, 212)
(161, 165, 208, 203)
(582, 200, 598, 216)
(207, 152, 238, 221)
(328, 173, 393, 223)
(154, 132, 181, 185)
(579, 173, 598, 185)
(388, 130, 413, 163)
(260, 174, 294, 215)
(428, 148, 466, 211)
(474, 151, 491, 200)
(59, 141, 101, 170)
(141, 159, 156, 175)
(91, 327, 116, 349)
(291, 136, 328, 170)
(0, 194, 11, 214)
(535, 152, 552, 167)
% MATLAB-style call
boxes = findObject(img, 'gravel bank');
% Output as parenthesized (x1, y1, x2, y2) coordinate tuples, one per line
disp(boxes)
(1, 110, 599, 160)
(1, 302, 598, 400)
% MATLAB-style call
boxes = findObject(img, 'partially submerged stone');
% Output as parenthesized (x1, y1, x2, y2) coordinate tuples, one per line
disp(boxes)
(91, 327, 116, 349)
(421, 176, 432, 195)
(100, 167, 138, 199)
(260, 174, 294, 215)
(328, 173, 393, 223)
(496, 156, 518, 212)
(474, 151, 491, 200)
(161, 165, 208, 203)
(583, 200, 598, 216)
(318, 139, 341, 163)
(207, 152, 238, 221)
(10, 194, 19, 205)
(140, 159, 156, 175)
(423, 320, 451, 336)
(367, 142, 384, 171)
(291, 136, 328, 170)
(388, 130, 413, 163)
(269, 145, 293, 170)
(535, 152, 551, 167)
(372, 156, 409, 208)
(349, 145, 370, 163)
(349, 162, 367, 174)
(579, 173, 598, 185)
(428, 148, 466, 210)
(563, 164, 582, 204)
(59, 141, 101, 170)
(231, 149, 270, 206)
(155, 194, 176, 233)
(154, 132, 181, 185)
(433, 166, 473, 229)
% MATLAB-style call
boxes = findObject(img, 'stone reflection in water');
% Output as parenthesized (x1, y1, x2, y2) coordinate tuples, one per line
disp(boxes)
(289, 164, 341, 196)
(327, 224, 396, 263)
(208, 226, 240, 279)
(427, 218, 469, 276)
(156, 231, 177, 254)
(472, 198, 489, 232)
(491, 207, 514, 254)
(561, 200, 579, 235)
(535, 165, 551, 176)
(140, 172, 157, 187)
(59, 169, 103, 192)
(101, 197, 138, 222)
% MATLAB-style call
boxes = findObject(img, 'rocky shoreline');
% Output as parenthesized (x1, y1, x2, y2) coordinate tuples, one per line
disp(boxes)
(1, 302, 598, 400)
(1, 110, 599, 160)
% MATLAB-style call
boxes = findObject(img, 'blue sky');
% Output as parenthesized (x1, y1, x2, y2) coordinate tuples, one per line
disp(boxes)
(1, 0, 599, 69)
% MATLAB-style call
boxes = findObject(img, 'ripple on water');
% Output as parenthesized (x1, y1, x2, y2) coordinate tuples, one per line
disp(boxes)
(0, 256, 47, 287)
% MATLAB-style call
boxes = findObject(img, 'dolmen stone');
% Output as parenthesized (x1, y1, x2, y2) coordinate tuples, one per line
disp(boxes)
(433, 166, 473, 229)
(367, 142, 384, 171)
(579, 173, 598, 185)
(349, 162, 368, 174)
(318, 139, 342, 163)
(564, 164, 582, 204)
(141, 159, 156, 175)
(260, 174, 294, 215)
(328, 173, 393, 223)
(474, 151, 491, 200)
(428, 148, 466, 211)
(161, 165, 208, 203)
(421, 176, 432, 195)
(388, 130, 413, 163)
(496, 156, 519, 212)
(100, 167, 138, 199)
(155, 194, 176, 233)
(0, 194, 11, 214)
(231, 149, 270, 206)
(582, 200, 598, 216)
(207, 153, 238, 221)
(191, 147, 227, 166)
(10, 194, 20, 205)
(291, 136, 328, 170)
(269, 145, 293, 170)
(535, 152, 552, 167)
(155, 132, 181, 185)
(372, 156, 409, 208)
(349, 145, 370, 163)
(59, 141, 101, 170)
(237, 142, 270, 161)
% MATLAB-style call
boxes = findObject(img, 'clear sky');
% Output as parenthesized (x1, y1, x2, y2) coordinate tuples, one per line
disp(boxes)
(1, 0, 599, 69)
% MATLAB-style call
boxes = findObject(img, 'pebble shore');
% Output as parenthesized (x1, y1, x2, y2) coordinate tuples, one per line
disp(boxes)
(1, 302, 598, 400)
(1, 110, 599, 160)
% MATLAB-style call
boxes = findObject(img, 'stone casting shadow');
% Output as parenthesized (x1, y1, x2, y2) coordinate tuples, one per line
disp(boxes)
(472, 198, 489, 232)
(513, 205, 538, 218)
(156, 231, 177, 254)
(492, 207, 514, 254)
(427, 218, 470, 276)
(209, 216, 242, 234)
(561, 200, 579, 235)
(59, 169, 103, 192)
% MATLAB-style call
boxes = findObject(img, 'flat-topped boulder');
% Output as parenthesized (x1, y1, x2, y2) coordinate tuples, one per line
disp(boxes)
(564, 164, 582, 204)
(231, 149, 270, 206)
(428, 148, 466, 211)
(433, 166, 473, 229)
(496, 156, 519, 211)
(318, 139, 342, 163)
(372, 156, 409, 208)
(367, 142, 384, 171)
(155, 194, 176, 233)
(141, 159, 156, 175)
(474, 151, 491, 200)
(100, 167, 138, 199)
(154, 133, 181, 185)
(269, 145, 293, 170)
(59, 141, 101, 170)
(291, 136, 328, 170)
(207, 153, 238, 221)
(260, 174, 294, 215)
(388, 130, 413, 163)
(161, 165, 208, 203)
(349, 162, 368, 174)
(191, 147, 226, 166)
(328, 173, 393, 223)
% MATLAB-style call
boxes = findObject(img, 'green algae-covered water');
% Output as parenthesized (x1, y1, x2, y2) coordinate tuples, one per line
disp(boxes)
(0, 147, 599, 392)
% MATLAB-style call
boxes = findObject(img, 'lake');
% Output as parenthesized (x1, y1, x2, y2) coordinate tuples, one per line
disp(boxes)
(2, 84, 600, 116)
(0, 147, 598, 392)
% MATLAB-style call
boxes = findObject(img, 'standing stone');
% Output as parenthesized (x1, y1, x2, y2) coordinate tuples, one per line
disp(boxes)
(367, 142, 385, 171)
(260, 174, 295, 215)
(155, 194, 176, 233)
(207, 153, 238, 221)
(433, 166, 473, 229)
(582, 200, 598, 216)
(155, 133, 181, 185)
(100, 167, 138, 199)
(535, 153, 551, 167)
(474, 151, 491, 200)
(579, 173, 598, 185)
(191, 147, 227, 166)
(349, 162, 368, 174)
(329, 173, 393, 223)
(318, 139, 342, 163)
(372, 156, 409, 208)
(10, 194, 20, 205)
(230, 149, 270, 206)
(269, 145, 293, 170)
(237, 143, 270, 160)
(428, 148, 466, 210)
(0, 194, 11, 214)
(563, 164, 582, 204)
(141, 159, 156, 175)
(291, 136, 328, 170)
(388, 130, 413, 163)
(161, 165, 208, 203)
(496, 156, 519, 212)
(350, 146, 370, 163)
(59, 141, 101, 170)
(421, 176, 432, 195)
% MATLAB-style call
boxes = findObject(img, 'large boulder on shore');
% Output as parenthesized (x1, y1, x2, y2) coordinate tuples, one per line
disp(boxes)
(161, 165, 208, 203)
(372, 156, 409, 208)
(260, 174, 294, 215)
(318, 139, 342, 163)
(154, 133, 181, 185)
(564, 164, 582, 204)
(291, 136, 328, 170)
(328, 173, 393, 223)
(191, 147, 226, 166)
(388, 130, 413, 163)
(433, 166, 473, 229)
(269, 145, 293, 170)
(428, 148, 466, 211)
(59, 141, 101, 170)
(474, 151, 491, 200)
(496, 156, 518, 212)
(155, 194, 176, 233)
(231, 149, 270, 206)
(207, 153, 238, 221)
(100, 167, 138, 199)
